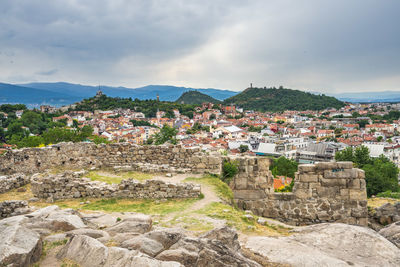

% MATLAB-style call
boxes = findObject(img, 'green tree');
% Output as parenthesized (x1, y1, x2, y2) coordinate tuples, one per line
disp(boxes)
(335, 146, 400, 196)
(221, 160, 238, 184)
(209, 113, 216, 120)
(153, 125, 178, 145)
(271, 156, 298, 178)
(17, 136, 45, 148)
(239, 144, 249, 153)
(364, 156, 399, 196)
(377, 136, 383, 142)
(357, 120, 369, 129)
(335, 147, 355, 162)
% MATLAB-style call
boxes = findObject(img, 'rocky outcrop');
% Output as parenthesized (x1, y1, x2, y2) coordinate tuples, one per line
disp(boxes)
(244, 223, 400, 267)
(379, 221, 400, 248)
(370, 202, 400, 228)
(0, 173, 29, 193)
(0, 216, 42, 267)
(31, 172, 201, 200)
(58, 235, 182, 267)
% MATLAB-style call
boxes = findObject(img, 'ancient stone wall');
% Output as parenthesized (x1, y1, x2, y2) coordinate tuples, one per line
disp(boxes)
(0, 142, 221, 175)
(0, 200, 29, 219)
(232, 160, 368, 226)
(0, 173, 29, 194)
(0, 143, 368, 226)
(31, 173, 201, 200)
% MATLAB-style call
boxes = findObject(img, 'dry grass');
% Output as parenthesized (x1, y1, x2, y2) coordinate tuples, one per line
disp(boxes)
(196, 202, 291, 236)
(368, 197, 399, 209)
(0, 184, 34, 202)
(84, 170, 153, 184)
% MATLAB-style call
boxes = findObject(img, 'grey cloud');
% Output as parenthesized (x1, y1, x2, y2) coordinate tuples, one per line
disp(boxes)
(36, 69, 58, 76)
(0, 0, 399, 92)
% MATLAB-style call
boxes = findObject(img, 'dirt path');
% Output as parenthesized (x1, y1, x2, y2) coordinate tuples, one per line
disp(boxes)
(153, 173, 223, 224)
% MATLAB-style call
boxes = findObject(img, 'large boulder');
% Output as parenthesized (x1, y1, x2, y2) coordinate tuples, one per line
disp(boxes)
(121, 236, 165, 257)
(370, 202, 400, 228)
(25, 205, 86, 232)
(244, 223, 400, 267)
(379, 221, 400, 248)
(105, 214, 152, 235)
(200, 226, 240, 252)
(161, 228, 261, 267)
(57, 234, 182, 267)
(0, 216, 42, 267)
(144, 228, 183, 249)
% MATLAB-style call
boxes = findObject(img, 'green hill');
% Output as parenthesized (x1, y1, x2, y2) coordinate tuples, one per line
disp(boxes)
(223, 87, 345, 112)
(176, 91, 221, 104)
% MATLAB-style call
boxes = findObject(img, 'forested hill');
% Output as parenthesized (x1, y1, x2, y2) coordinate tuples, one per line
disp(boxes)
(176, 91, 220, 104)
(223, 87, 345, 112)
(74, 95, 196, 118)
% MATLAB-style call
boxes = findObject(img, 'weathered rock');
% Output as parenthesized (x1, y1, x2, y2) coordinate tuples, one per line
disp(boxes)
(113, 232, 141, 243)
(44, 233, 67, 243)
(200, 226, 240, 252)
(379, 221, 400, 248)
(66, 228, 110, 240)
(26, 206, 86, 231)
(371, 202, 400, 228)
(144, 228, 183, 249)
(244, 223, 400, 267)
(164, 229, 260, 267)
(57, 235, 181, 267)
(106, 215, 152, 235)
(156, 248, 198, 266)
(0, 216, 42, 267)
(121, 236, 165, 257)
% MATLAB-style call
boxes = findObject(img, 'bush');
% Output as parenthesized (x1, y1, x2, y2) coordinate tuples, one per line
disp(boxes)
(270, 156, 298, 178)
(376, 191, 400, 199)
(221, 160, 238, 184)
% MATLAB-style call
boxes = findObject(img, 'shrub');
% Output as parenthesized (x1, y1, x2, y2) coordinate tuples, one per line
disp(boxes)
(221, 160, 238, 184)
(376, 191, 400, 199)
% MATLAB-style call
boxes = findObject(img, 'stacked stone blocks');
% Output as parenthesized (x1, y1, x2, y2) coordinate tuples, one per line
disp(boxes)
(31, 173, 201, 200)
(233, 160, 368, 226)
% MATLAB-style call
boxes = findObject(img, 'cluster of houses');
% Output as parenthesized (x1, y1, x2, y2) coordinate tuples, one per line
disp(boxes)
(3, 99, 400, 189)
(4, 99, 400, 170)
(43, 101, 400, 169)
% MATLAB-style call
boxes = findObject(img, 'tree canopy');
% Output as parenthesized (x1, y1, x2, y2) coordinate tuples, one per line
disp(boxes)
(335, 146, 400, 196)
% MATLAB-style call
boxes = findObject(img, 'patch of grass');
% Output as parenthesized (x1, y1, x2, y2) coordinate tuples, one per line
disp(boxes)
(85, 170, 153, 184)
(196, 202, 290, 236)
(61, 259, 81, 267)
(368, 197, 399, 209)
(0, 184, 34, 202)
(184, 175, 233, 203)
(70, 198, 200, 215)
(376, 191, 400, 199)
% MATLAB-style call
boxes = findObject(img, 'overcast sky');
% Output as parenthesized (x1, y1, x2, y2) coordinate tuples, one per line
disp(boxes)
(0, 0, 399, 93)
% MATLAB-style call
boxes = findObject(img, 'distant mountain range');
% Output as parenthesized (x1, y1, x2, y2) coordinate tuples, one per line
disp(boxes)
(0, 82, 237, 107)
(176, 91, 220, 104)
(1, 81, 400, 107)
(16, 82, 236, 106)
(328, 91, 400, 103)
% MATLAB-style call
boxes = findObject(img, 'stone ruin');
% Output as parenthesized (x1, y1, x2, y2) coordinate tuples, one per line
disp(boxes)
(31, 172, 201, 201)
(230, 157, 368, 226)
(0, 142, 368, 226)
